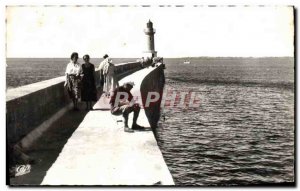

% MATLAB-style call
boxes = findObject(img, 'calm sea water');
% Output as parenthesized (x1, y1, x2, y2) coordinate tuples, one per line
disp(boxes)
(6, 57, 294, 186)
(155, 57, 294, 185)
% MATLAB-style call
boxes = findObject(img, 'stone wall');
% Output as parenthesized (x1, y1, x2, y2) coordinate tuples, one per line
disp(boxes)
(115, 62, 143, 80)
(140, 63, 165, 127)
(6, 61, 143, 144)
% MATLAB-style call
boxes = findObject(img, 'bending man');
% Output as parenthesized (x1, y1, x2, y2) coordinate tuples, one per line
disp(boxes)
(110, 82, 143, 133)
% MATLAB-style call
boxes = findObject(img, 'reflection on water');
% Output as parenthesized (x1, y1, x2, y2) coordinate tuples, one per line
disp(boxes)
(155, 58, 294, 186)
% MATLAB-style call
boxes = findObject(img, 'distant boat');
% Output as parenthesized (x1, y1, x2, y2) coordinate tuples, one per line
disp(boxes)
(183, 61, 191, 64)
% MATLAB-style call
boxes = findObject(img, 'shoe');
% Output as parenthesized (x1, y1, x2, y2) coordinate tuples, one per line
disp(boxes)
(131, 124, 144, 130)
(124, 127, 134, 133)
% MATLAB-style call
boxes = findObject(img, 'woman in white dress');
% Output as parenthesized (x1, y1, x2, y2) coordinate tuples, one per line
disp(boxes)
(98, 54, 109, 92)
(103, 58, 119, 97)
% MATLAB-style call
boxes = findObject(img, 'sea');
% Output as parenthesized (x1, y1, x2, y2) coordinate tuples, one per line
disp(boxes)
(6, 57, 294, 186)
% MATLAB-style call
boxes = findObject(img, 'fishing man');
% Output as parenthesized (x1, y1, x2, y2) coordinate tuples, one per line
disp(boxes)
(110, 82, 144, 133)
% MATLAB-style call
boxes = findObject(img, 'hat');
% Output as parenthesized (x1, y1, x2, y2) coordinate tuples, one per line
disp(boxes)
(103, 54, 109, 59)
(123, 81, 135, 87)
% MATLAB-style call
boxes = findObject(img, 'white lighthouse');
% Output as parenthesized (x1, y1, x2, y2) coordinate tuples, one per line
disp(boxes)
(143, 20, 157, 58)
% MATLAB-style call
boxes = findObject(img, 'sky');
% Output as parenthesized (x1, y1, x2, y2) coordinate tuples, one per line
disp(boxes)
(6, 5, 294, 58)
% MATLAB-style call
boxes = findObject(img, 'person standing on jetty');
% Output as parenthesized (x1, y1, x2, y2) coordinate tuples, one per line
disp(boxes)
(64, 52, 82, 111)
(81, 54, 97, 111)
(110, 82, 143, 133)
(103, 58, 119, 97)
(98, 54, 109, 95)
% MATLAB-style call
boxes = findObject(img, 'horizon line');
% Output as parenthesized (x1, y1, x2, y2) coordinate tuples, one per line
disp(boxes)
(6, 56, 294, 59)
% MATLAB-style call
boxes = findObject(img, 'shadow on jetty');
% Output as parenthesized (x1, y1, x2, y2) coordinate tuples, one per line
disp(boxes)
(9, 103, 89, 186)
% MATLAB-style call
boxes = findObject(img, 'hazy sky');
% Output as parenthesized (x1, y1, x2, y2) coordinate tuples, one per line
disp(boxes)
(6, 6, 294, 58)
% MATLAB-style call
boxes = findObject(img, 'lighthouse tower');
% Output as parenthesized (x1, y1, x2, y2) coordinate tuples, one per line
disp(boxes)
(143, 20, 157, 58)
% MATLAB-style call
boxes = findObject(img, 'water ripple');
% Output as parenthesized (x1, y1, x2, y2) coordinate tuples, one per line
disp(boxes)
(156, 60, 294, 185)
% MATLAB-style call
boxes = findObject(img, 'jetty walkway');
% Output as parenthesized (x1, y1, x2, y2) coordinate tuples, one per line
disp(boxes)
(41, 64, 174, 185)
(8, 63, 174, 186)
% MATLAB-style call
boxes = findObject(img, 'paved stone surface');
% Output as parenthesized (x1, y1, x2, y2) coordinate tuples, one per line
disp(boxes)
(41, 66, 174, 185)
(9, 103, 89, 185)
